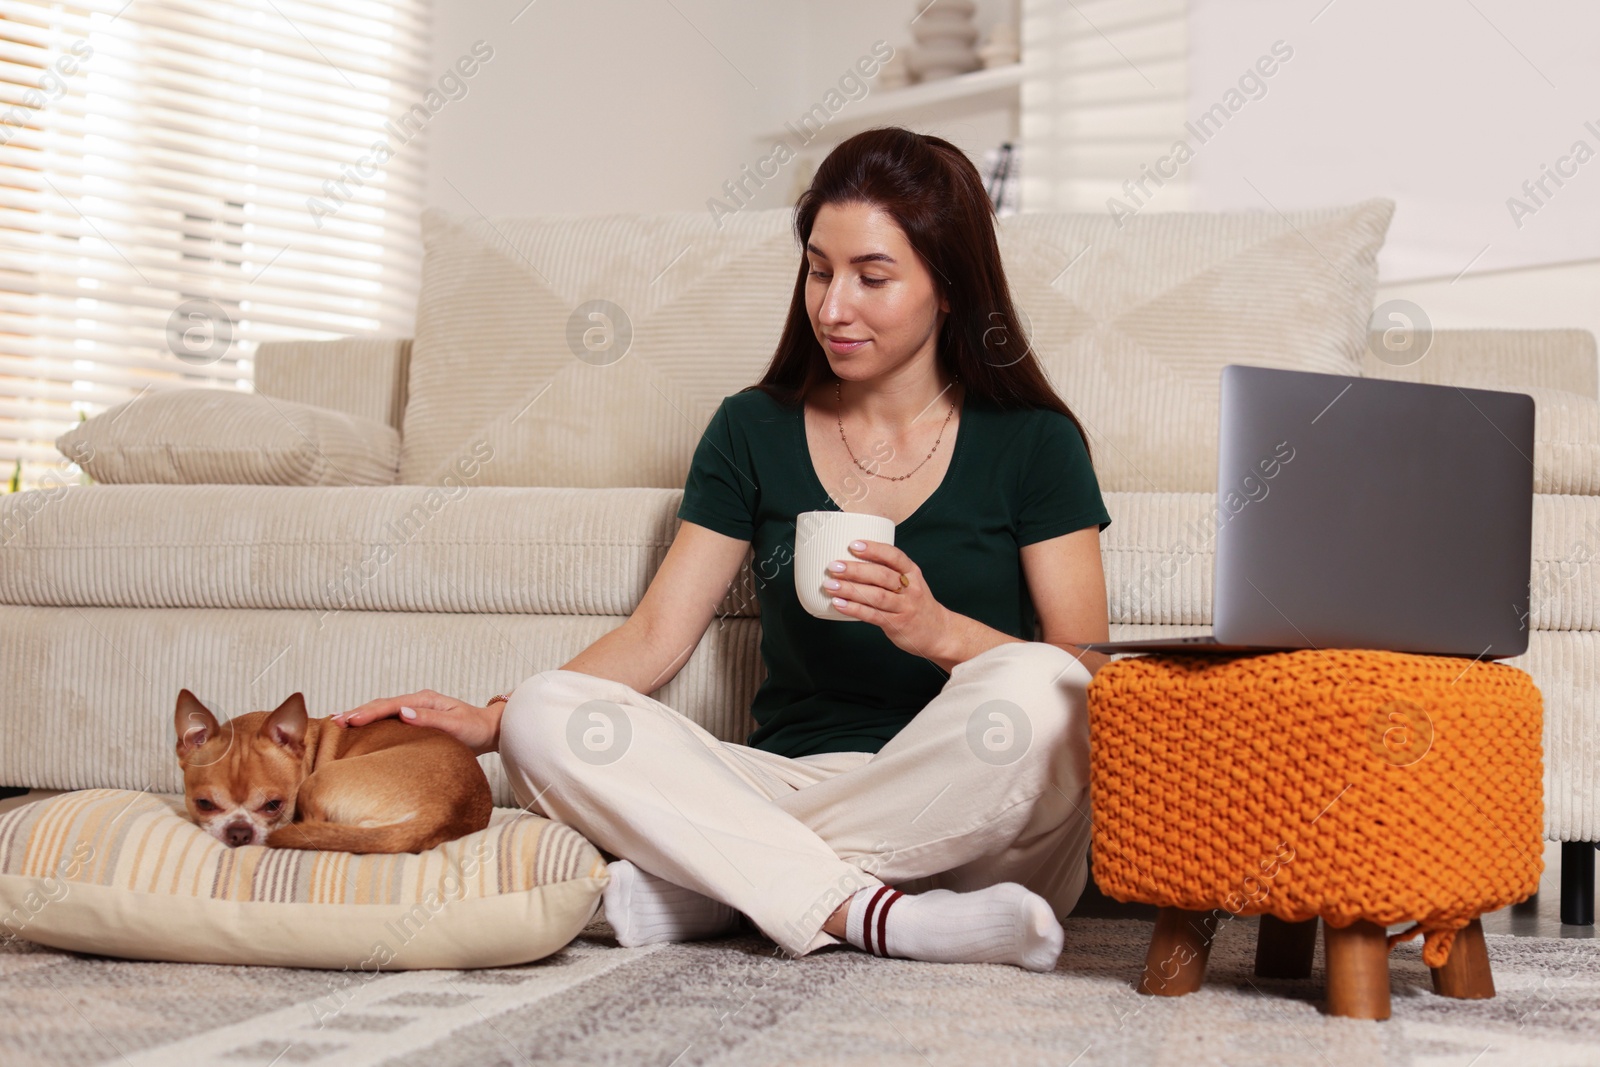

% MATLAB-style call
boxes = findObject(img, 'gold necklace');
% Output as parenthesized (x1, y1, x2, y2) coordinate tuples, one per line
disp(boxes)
(834, 376, 960, 482)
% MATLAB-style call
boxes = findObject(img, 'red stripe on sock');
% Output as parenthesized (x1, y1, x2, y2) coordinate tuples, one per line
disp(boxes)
(861, 886, 895, 956)
(875, 889, 902, 956)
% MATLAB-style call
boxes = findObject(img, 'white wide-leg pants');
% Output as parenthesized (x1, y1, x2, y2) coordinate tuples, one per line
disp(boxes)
(497, 640, 1094, 959)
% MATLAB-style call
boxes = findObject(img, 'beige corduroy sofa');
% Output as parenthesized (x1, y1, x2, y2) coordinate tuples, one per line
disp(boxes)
(2, 199, 1596, 918)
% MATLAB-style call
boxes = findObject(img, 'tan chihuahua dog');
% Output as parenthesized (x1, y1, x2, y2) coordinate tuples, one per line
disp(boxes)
(174, 689, 493, 853)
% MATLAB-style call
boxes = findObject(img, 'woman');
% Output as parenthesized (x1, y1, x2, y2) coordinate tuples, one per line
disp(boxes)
(336, 127, 1113, 972)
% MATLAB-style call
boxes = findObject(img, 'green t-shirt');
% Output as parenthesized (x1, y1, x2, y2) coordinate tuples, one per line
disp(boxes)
(675, 387, 1111, 759)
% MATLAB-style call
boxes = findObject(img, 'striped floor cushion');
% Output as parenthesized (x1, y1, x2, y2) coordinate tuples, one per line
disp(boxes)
(0, 789, 609, 969)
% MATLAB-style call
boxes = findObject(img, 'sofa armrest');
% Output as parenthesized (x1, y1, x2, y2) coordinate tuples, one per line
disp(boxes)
(254, 337, 411, 432)
(1364, 328, 1598, 399)
(1362, 327, 1600, 494)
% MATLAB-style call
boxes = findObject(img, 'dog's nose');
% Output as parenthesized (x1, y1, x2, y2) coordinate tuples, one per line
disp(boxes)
(223, 822, 253, 847)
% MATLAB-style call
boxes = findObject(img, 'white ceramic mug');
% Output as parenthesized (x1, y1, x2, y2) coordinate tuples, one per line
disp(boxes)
(794, 510, 896, 621)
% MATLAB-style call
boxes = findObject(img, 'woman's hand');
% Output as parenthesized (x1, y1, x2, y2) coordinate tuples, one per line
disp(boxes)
(332, 689, 503, 758)
(822, 539, 954, 661)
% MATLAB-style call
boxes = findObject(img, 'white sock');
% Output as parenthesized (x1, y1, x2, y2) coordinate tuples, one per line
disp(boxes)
(842, 882, 1064, 972)
(602, 859, 742, 947)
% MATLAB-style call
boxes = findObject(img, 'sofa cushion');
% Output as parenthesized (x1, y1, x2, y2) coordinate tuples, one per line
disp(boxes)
(0, 789, 606, 969)
(1099, 490, 1599, 633)
(398, 206, 798, 487)
(999, 198, 1395, 492)
(0, 604, 762, 803)
(399, 200, 1392, 492)
(0, 484, 755, 619)
(254, 336, 413, 431)
(1, 484, 1592, 632)
(55, 388, 400, 486)
(1364, 327, 1598, 399)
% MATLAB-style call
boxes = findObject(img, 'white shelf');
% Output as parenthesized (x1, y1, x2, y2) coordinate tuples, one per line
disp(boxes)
(760, 63, 1022, 145)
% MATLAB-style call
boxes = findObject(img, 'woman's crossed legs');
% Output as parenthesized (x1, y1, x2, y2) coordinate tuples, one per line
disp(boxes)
(496, 640, 1094, 966)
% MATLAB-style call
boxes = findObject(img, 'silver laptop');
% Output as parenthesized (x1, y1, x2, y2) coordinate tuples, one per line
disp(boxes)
(1081, 364, 1535, 659)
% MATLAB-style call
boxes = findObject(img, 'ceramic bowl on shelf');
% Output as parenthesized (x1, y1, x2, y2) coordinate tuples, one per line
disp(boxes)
(878, 48, 913, 89)
(978, 22, 1020, 69)
(908, 0, 980, 81)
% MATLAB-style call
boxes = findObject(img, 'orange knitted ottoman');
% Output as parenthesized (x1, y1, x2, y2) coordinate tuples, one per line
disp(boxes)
(1086, 648, 1543, 1020)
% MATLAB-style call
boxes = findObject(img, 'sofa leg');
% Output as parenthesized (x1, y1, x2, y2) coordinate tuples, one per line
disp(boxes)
(1255, 915, 1318, 979)
(1561, 841, 1595, 926)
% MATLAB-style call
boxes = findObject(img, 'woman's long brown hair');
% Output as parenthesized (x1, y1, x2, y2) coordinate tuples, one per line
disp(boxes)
(742, 125, 1093, 461)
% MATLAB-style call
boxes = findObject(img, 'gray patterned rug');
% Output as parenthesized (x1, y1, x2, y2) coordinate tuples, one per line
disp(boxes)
(3, 915, 1598, 1067)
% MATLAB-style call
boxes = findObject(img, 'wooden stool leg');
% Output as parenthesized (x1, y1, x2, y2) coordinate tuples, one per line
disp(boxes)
(1138, 907, 1219, 996)
(1430, 918, 1495, 999)
(1323, 919, 1391, 1020)
(1255, 915, 1318, 979)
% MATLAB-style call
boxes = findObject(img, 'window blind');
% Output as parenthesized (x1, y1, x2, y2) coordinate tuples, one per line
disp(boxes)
(1020, 0, 1189, 212)
(0, 0, 430, 490)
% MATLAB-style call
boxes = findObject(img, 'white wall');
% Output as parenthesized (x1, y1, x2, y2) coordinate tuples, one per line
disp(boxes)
(424, 0, 1599, 343)
(1372, 260, 1600, 342)
(424, 1, 1021, 219)
(421, 0, 805, 216)
(1186, 0, 1600, 281)
(1183, 0, 1600, 340)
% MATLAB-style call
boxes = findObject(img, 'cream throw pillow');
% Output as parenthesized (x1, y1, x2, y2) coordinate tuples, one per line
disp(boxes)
(0, 789, 608, 969)
(57, 388, 400, 486)
(999, 198, 1396, 492)
(398, 206, 798, 487)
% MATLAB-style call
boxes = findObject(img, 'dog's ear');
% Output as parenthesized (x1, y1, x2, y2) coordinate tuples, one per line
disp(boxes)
(264, 692, 309, 753)
(175, 689, 221, 755)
